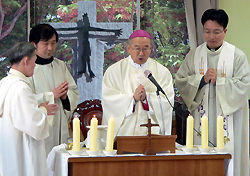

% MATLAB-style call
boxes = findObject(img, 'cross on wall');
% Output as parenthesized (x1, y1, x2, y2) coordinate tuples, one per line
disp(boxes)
(49, 1, 133, 103)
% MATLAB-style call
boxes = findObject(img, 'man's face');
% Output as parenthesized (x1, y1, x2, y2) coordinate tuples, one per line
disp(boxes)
(33, 34, 57, 59)
(127, 37, 152, 65)
(203, 20, 227, 49)
(25, 53, 37, 77)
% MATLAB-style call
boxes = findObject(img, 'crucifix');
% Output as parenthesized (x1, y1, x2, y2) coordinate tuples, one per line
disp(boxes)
(54, 13, 122, 81)
(49, 1, 133, 103)
(140, 118, 159, 155)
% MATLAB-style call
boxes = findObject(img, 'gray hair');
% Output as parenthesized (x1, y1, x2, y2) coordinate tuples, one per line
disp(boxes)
(7, 42, 36, 65)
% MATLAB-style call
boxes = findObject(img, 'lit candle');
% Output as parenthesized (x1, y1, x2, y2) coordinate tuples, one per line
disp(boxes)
(217, 115, 224, 149)
(89, 115, 98, 151)
(106, 116, 115, 151)
(201, 114, 208, 148)
(186, 114, 194, 149)
(73, 115, 80, 151)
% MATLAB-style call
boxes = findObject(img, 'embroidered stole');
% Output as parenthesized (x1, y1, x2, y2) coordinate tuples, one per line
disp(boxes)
(194, 42, 235, 175)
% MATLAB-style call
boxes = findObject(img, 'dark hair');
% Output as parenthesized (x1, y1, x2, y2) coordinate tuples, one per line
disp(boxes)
(201, 9, 229, 29)
(7, 42, 36, 65)
(29, 24, 58, 44)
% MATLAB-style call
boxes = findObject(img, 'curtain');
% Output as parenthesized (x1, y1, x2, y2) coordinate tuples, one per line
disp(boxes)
(184, 0, 219, 49)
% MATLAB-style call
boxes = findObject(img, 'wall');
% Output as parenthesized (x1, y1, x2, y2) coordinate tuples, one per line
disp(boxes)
(219, 0, 250, 97)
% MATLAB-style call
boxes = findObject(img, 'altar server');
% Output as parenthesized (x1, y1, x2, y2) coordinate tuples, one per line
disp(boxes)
(102, 29, 174, 136)
(0, 42, 59, 176)
(28, 24, 80, 155)
(176, 9, 250, 176)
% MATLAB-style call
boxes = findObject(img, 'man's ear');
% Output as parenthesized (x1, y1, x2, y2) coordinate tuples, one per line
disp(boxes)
(127, 44, 131, 54)
(30, 42, 37, 48)
(23, 56, 29, 66)
(224, 28, 227, 34)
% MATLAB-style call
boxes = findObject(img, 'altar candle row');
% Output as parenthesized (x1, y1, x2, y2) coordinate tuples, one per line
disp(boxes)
(185, 114, 224, 149)
(90, 115, 115, 151)
(72, 115, 115, 151)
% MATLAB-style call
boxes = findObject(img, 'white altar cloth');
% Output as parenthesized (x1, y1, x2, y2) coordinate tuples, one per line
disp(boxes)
(47, 145, 231, 176)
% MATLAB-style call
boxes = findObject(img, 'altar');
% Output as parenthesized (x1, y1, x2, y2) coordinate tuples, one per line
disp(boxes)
(47, 146, 231, 176)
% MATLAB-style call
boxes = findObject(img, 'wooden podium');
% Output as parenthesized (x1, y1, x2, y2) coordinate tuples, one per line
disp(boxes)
(116, 118, 177, 155)
(116, 134, 177, 154)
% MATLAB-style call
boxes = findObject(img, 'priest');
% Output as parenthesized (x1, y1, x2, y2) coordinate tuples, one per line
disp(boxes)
(0, 42, 59, 176)
(176, 9, 250, 176)
(102, 29, 174, 137)
(28, 24, 80, 155)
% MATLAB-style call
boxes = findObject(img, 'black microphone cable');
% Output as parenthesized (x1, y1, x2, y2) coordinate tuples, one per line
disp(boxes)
(163, 90, 215, 147)
(145, 70, 215, 147)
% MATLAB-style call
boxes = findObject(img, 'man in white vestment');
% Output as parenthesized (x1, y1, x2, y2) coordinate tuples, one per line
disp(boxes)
(176, 9, 250, 176)
(28, 24, 80, 156)
(102, 29, 174, 137)
(0, 42, 59, 176)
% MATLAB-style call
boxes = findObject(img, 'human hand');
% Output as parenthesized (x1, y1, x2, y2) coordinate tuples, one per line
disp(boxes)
(204, 68, 217, 84)
(133, 84, 146, 102)
(52, 81, 69, 100)
(39, 101, 59, 115)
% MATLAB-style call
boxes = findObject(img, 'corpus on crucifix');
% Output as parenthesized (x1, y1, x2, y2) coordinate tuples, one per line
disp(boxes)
(140, 118, 159, 155)
(55, 13, 122, 81)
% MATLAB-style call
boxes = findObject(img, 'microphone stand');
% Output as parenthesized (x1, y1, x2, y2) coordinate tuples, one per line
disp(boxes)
(156, 89, 165, 135)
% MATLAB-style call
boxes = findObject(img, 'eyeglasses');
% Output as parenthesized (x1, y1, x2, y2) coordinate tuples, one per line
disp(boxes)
(203, 29, 225, 36)
(130, 46, 151, 53)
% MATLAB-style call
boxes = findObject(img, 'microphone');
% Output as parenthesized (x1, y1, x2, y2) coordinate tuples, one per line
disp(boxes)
(144, 70, 166, 95)
(144, 70, 216, 147)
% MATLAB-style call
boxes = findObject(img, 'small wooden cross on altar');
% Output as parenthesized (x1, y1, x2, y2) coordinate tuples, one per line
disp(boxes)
(140, 118, 159, 155)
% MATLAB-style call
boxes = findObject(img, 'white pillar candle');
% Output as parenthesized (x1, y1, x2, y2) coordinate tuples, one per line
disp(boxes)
(186, 115, 194, 149)
(106, 116, 115, 151)
(217, 115, 224, 149)
(201, 115, 208, 149)
(89, 116, 98, 151)
(73, 116, 80, 151)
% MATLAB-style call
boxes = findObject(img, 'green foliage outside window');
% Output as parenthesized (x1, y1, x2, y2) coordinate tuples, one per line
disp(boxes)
(0, 0, 190, 103)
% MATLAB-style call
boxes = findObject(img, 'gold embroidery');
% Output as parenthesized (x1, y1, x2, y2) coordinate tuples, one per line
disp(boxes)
(221, 61, 226, 77)
(224, 136, 230, 145)
(199, 57, 205, 75)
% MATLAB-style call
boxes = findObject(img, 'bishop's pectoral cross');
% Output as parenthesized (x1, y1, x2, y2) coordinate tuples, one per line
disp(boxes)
(140, 119, 159, 155)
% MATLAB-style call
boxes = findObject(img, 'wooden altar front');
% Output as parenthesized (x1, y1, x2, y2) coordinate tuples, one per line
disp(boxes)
(68, 154, 231, 176)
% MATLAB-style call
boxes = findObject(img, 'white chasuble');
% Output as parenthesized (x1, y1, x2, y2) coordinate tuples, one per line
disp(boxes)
(28, 58, 80, 156)
(194, 42, 235, 175)
(0, 69, 49, 176)
(176, 41, 250, 176)
(102, 56, 174, 137)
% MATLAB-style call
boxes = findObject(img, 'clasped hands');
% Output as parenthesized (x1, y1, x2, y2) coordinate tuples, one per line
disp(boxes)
(133, 84, 146, 102)
(204, 68, 217, 84)
(38, 80, 69, 116)
(52, 80, 69, 100)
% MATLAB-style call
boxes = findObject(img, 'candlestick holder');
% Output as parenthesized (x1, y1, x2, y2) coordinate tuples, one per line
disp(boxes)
(86, 150, 101, 156)
(68, 149, 86, 156)
(199, 147, 213, 154)
(103, 149, 117, 156)
(182, 147, 197, 154)
(214, 147, 227, 153)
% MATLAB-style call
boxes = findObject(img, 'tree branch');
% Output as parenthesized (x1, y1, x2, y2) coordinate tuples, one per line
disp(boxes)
(0, 0, 5, 34)
(0, 2, 27, 41)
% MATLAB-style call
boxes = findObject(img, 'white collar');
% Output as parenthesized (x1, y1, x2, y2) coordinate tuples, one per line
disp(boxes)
(129, 55, 148, 70)
(8, 69, 28, 81)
